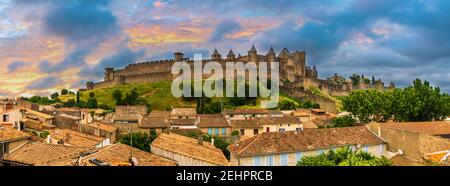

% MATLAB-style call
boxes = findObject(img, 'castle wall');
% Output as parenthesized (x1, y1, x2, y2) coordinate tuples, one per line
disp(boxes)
(92, 80, 116, 90)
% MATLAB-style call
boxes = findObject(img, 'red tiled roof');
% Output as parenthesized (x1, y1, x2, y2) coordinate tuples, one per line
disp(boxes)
(229, 126, 385, 157)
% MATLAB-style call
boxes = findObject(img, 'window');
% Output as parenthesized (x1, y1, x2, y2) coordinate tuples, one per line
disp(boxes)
(288, 124, 290, 127)
(221, 128, 226, 135)
(266, 127, 270, 132)
(296, 128, 302, 132)
(318, 149, 324, 155)
(295, 152, 303, 160)
(208, 128, 213, 135)
(379, 144, 384, 154)
(240, 129, 245, 135)
(363, 146, 369, 152)
(215, 128, 219, 135)
(253, 156, 262, 166)
(279, 128, 285, 132)
(3, 115, 9, 122)
(178, 116, 182, 119)
(253, 129, 259, 135)
(280, 154, 288, 166)
(266, 155, 274, 166)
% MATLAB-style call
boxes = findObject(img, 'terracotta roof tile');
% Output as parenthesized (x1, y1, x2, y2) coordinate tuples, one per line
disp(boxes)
(170, 118, 197, 126)
(197, 117, 230, 128)
(49, 129, 105, 147)
(140, 117, 170, 128)
(151, 133, 229, 166)
(171, 108, 196, 116)
(376, 121, 450, 135)
(224, 108, 268, 115)
(0, 127, 31, 142)
(3, 142, 95, 166)
(86, 122, 118, 133)
(148, 111, 171, 118)
(230, 119, 261, 129)
(229, 126, 385, 157)
(80, 143, 176, 166)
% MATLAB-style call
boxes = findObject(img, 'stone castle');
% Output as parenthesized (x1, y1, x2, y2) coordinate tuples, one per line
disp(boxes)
(85, 46, 394, 97)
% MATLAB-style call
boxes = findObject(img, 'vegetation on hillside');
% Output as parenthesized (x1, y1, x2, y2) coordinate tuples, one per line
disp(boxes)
(297, 147, 391, 166)
(118, 130, 158, 152)
(343, 79, 450, 123)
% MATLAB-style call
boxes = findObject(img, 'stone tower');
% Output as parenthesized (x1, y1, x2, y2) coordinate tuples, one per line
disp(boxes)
(212, 49, 222, 61)
(104, 68, 114, 81)
(294, 51, 306, 77)
(248, 45, 258, 62)
(227, 49, 236, 61)
(266, 46, 276, 62)
(312, 65, 318, 79)
(174, 51, 184, 62)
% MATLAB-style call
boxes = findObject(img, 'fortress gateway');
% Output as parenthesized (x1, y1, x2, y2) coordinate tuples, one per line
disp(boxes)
(86, 46, 394, 97)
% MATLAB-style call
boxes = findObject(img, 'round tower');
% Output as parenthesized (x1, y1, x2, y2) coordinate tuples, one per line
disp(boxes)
(212, 49, 222, 61)
(248, 45, 258, 62)
(266, 46, 276, 62)
(174, 51, 184, 62)
(104, 68, 114, 81)
(226, 49, 236, 61)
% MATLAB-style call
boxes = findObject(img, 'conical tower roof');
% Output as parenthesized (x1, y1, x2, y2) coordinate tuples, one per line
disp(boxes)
(278, 48, 289, 56)
(249, 45, 257, 52)
(267, 46, 276, 55)
(213, 49, 220, 55)
(227, 49, 235, 56)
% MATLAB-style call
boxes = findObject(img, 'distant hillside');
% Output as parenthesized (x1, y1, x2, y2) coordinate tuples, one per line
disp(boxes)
(59, 81, 309, 111)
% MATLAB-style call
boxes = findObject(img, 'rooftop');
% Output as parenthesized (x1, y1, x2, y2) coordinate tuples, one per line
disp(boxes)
(151, 133, 229, 166)
(224, 108, 268, 115)
(376, 121, 450, 135)
(170, 118, 197, 126)
(197, 117, 230, 128)
(256, 116, 301, 125)
(79, 143, 176, 166)
(140, 117, 170, 128)
(230, 119, 261, 129)
(85, 121, 118, 133)
(229, 126, 385, 157)
(3, 142, 95, 166)
(0, 126, 31, 142)
(23, 109, 54, 119)
(49, 129, 105, 147)
(171, 108, 197, 116)
(148, 111, 171, 118)
(113, 114, 141, 121)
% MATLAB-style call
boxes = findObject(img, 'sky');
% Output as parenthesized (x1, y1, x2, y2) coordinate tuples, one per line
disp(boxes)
(0, 0, 449, 97)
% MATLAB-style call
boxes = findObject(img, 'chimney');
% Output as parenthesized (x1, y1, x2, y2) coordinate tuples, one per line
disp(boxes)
(65, 133, 71, 142)
(211, 138, 215, 146)
(197, 136, 203, 145)
(97, 123, 101, 136)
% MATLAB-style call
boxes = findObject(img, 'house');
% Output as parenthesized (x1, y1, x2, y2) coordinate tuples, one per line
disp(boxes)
(197, 116, 231, 137)
(230, 119, 262, 139)
(148, 111, 171, 118)
(115, 105, 148, 115)
(21, 108, 56, 133)
(424, 150, 450, 166)
(170, 108, 197, 119)
(228, 126, 387, 166)
(367, 121, 450, 163)
(170, 118, 198, 129)
(76, 121, 118, 142)
(268, 110, 284, 117)
(256, 116, 303, 133)
(0, 126, 31, 165)
(78, 143, 176, 166)
(293, 109, 312, 123)
(111, 114, 142, 133)
(151, 133, 229, 166)
(1, 142, 96, 166)
(0, 108, 22, 130)
(224, 108, 269, 120)
(42, 107, 82, 129)
(139, 116, 170, 134)
(47, 129, 111, 147)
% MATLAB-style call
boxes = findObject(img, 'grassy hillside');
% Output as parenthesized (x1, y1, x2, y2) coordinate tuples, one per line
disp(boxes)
(59, 81, 304, 111)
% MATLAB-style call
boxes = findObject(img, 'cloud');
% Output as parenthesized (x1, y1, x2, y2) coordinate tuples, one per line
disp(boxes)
(7, 61, 27, 72)
(79, 47, 146, 78)
(26, 76, 63, 90)
(42, 0, 118, 44)
(39, 46, 93, 73)
(209, 20, 243, 42)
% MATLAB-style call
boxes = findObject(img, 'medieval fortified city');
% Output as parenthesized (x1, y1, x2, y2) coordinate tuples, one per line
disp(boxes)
(1, 0, 450, 184)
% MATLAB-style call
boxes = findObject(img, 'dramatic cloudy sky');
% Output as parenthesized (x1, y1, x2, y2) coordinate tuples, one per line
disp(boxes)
(1, 0, 449, 97)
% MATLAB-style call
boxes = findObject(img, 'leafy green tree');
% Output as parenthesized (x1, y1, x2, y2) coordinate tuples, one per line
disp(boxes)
(297, 147, 391, 166)
(61, 89, 69, 95)
(119, 130, 158, 152)
(76, 91, 80, 104)
(51, 92, 59, 100)
(278, 100, 296, 110)
(123, 89, 139, 105)
(112, 90, 122, 105)
(65, 99, 76, 107)
(330, 116, 357, 128)
(86, 92, 98, 108)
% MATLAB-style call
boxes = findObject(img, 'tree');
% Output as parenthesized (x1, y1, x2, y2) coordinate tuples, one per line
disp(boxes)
(76, 91, 80, 104)
(123, 89, 139, 105)
(343, 79, 450, 123)
(61, 89, 69, 95)
(119, 130, 158, 152)
(112, 90, 122, 105)
(87, 92, 98, 108)
(278, 100, 296, 110)
(297, 147, 391, 166)
(50, 92, 59, 100)
(330, 116, 357, 128)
